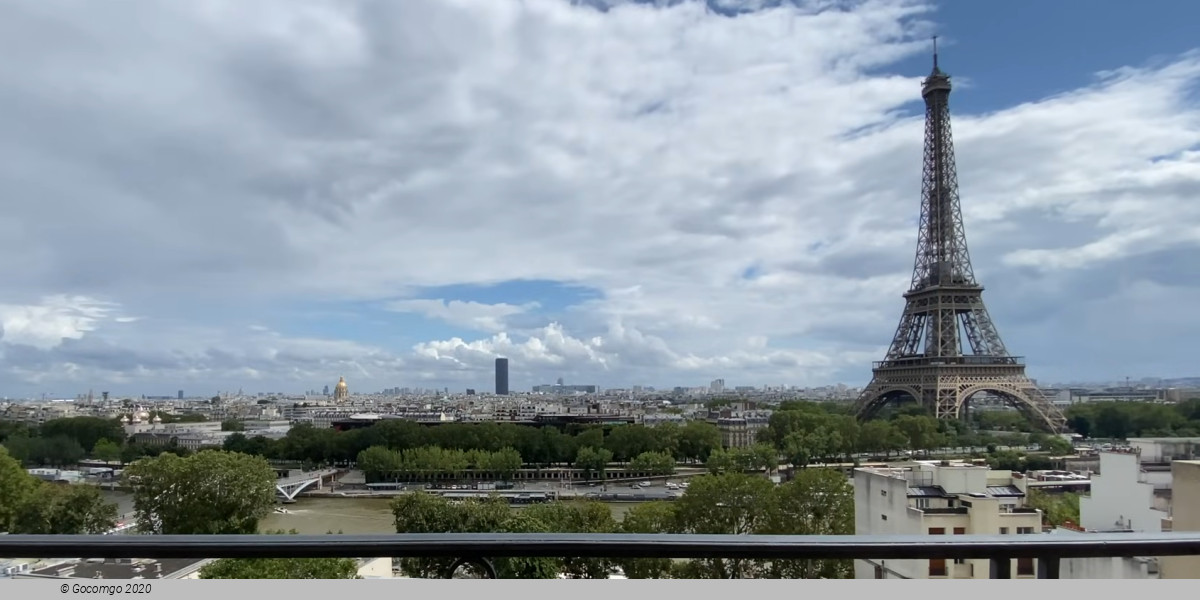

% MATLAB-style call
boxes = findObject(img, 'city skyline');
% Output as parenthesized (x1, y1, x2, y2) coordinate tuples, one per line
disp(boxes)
(2, 1, 1199, 397)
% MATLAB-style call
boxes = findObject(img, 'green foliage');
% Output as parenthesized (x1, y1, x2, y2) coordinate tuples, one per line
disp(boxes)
(760, 468, 854, 578)
(705, 444, 777, 474)
(673, 472, 854, 578)
(575, 446, 614, 479)
(355, 445, 526, 482)
(628, 450, 676, 475)
(124, 450, 277, 534)
(1065, 401, 1200, 439)
(199, 531, 358, 580)
(388, 469, 855, 579)
(1025, 489, 1081, 527)
(0, 447, 38, 532)
(212, 417, 724, 470)
(0, 446, 118, 534)
(603, 425, 660, 462)
(9, 483, 118, 534)
(40, 417, 126, 453)
(221, 420, 245, 432)
(91, 438, 122, 462)
(199, 558, 360, 579)
(391, 493, 566, 578)
(2, 434, 86, 467)
(615, 501, 678, 578)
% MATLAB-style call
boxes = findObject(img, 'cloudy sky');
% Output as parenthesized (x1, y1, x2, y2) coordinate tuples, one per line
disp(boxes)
(2, 0, 1198, 398)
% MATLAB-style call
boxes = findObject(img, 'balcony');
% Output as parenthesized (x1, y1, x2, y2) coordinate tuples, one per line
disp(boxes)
(914, 507, 970, 515)
(2, 532, 1199, 579)
(874, 356, 1024, 370)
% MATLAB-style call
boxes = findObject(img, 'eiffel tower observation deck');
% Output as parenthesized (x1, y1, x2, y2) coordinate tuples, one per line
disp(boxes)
(853, 41, 1067, 433)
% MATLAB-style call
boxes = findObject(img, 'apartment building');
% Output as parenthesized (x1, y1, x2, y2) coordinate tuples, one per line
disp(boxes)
(1161, 460, 1200, 578)
(705, 408, 771, 449)
(853, 461, 1044, 579)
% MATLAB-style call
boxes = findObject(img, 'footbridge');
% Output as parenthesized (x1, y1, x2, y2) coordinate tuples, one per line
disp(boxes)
(276, 468, 340, 501)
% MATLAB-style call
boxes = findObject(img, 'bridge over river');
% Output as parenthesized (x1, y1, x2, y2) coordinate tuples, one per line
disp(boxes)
(276, 468, 341, 502)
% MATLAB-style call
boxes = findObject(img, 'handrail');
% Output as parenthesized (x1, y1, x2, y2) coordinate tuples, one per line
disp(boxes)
(2, 532, 1199, 561)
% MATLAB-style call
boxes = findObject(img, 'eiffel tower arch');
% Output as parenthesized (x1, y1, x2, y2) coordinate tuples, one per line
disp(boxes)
(853, 42, 1067, 433)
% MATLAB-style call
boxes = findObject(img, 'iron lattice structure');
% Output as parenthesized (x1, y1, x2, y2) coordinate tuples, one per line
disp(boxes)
(853, 49, 1067, 433)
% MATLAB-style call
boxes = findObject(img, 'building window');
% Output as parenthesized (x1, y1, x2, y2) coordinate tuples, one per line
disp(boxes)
(929, 558, 948, 577)
(953, 527, 966, 535)
(881, 490, 887, 497)
(881, 515, 888, 521)
(928, 527, 945, 535)
(1017, 527, 1035, 534)
(999, 527, 1009, 534)
(1016, 557, 1035, 576)
(874, 565, 884, 579)
(915, 498, 930, 509)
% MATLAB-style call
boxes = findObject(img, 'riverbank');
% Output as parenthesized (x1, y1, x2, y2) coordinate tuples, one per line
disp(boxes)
(100, 489, 641, 535)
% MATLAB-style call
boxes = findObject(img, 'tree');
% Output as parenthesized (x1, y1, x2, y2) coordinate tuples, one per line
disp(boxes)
(761, 468, 854, 578)
(522, 501, 617, 578)
(893, 415, 941, 455)
(1025, 490, 1081, 527)
(575, 446, 613, 480)
(604, 425, 659, 463)
(1, 447, 117, 534)
(40, 417, 126, 454)
(200, 558, 360, 579)
(92, 438, 122, 463)
(476, 447, 523, 479)
(221, 420, 245, 432)
(124, 450, 277, 534)
(628, 451, 676, 476)
(391, 493, 560, 578)
(356, 446, 403, 482)
(9, 483, 118, 534)
(672, 473, 775, 578)
(677, 421, 722, 463)
(41, 435, 86, 467)
(0, 447, 38, 532)
(859, 420, 905, 457)
(616, 501, 678, 578)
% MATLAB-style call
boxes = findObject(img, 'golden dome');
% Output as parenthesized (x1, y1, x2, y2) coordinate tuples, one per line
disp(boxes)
(335, 377, 347, 389)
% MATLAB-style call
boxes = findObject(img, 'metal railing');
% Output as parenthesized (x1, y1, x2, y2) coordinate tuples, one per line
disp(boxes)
(874, 356, 1024, 369)
(2, 532, 1200, 579)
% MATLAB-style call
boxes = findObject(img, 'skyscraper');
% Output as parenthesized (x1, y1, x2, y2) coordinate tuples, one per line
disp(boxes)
(495, 358, 509, 395)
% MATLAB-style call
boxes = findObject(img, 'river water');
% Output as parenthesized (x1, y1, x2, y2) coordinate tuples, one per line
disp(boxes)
(101, 491, 635, 534)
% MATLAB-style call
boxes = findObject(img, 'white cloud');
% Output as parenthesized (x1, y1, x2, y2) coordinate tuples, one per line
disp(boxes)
(385, 299, 539, 333)
(1, 0, 1198, 394)
(0, 296, 123, 350)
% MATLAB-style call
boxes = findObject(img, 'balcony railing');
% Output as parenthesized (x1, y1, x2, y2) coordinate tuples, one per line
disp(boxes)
(2, 532, 1200, 579)
(874, 356, 1024, 370)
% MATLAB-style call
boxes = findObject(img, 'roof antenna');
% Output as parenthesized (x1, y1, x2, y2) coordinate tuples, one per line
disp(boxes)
(932, 35, 939, 70)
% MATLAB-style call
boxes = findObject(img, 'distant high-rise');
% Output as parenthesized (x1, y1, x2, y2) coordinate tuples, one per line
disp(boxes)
(177, 390, 184, 400)
(495, 358, 510, 395)
(323, 384, 330, 395)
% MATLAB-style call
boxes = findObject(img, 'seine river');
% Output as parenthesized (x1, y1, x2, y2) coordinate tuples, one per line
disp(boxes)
(101, 491, 635, 534)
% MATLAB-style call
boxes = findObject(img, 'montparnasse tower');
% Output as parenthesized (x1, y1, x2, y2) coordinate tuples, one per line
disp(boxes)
(333, 376, 349, 403)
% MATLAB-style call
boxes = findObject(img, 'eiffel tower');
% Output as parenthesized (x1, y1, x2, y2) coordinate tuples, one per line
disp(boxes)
(853, 42, 1067, 433)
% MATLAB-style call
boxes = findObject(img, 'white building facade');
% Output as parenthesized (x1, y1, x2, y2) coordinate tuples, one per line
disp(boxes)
(854, 462, 1043, 579)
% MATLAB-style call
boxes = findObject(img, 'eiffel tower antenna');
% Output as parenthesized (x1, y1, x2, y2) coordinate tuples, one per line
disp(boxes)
(853, 46, 1067, 432)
